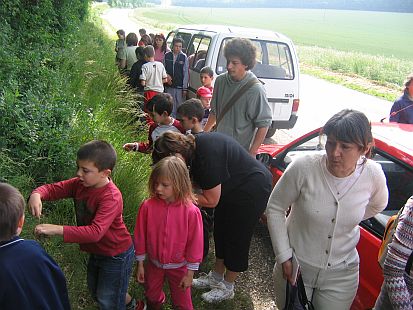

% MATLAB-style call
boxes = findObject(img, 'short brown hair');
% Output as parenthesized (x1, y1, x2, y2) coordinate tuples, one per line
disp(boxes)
(0, 183, 25, 241)
(148, 156, 196, 204)
(143, 45, 155, 58)
(77, 140, 117, 171)
(321, 109, 373, 158)
(177, 99, 205, 122)
(126, 32, 138, 46)
(224, 38, 256, 70)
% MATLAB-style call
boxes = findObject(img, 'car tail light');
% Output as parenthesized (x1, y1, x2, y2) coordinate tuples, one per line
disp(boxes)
(292, 99, 299, 113)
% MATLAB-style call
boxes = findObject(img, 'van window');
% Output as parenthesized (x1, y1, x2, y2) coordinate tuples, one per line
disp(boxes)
(166, 31, 175, 48)
(175, 32, 193, 54)
(188, 35, 211, 71)
(216, 38, 294, 80)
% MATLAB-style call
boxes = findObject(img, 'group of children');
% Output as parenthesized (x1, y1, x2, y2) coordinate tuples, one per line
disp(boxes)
(123, 66, 214, 154)
(115, 28, 213, 123)
(1, 43, 216, 310)
(0, 139, 209, 310)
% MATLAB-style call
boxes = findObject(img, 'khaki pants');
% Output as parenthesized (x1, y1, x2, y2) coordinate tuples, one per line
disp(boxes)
(273, 254, 359, 310)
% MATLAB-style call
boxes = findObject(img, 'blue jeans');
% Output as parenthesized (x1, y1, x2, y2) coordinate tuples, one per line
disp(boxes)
(87, 245, 134, 310)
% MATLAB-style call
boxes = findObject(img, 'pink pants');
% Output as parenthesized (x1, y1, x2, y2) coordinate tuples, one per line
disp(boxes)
(144, 261, 193, 310)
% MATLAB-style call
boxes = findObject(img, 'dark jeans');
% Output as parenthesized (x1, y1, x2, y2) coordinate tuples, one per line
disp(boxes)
(87, 245, 134, 310)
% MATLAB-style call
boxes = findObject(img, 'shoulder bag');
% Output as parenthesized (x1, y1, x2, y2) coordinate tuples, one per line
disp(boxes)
(284, 272, 315, 310)
(211, 78, 260, 131)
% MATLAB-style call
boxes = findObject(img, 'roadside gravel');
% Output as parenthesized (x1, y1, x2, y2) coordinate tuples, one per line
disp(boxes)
(236, 223, 278, 310)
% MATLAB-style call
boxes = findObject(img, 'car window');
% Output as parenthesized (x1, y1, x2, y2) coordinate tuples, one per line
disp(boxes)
(166, 31, 175, 48)
(188, 35, 211, 71)
(216, 38, 294, 80)
(361, 149, 413, 238)
(170, 32, 193, 55)
(275, 134, 325, 170)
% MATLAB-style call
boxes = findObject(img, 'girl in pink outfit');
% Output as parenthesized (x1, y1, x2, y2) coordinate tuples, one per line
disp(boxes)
(134, 156, 203, 310)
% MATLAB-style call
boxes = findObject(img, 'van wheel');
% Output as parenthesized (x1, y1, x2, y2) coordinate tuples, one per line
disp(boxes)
(266, 127, 276, 138)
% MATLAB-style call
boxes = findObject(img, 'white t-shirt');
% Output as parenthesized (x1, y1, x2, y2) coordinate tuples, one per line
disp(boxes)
(140, 61, 167, 92)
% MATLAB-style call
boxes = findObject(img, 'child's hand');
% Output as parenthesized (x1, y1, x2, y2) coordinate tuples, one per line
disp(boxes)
(28, 193, 43, 218)
(136, 261, 145, 284)
(35, 224, 64, 237)
(179, 270, 194, 291)
(123, 142, 138, 152)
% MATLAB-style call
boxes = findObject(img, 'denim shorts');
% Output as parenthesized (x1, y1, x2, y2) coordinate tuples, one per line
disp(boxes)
(87, 245, 134, 310)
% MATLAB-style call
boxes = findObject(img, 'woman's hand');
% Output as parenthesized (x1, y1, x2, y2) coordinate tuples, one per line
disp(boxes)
(282, 259, 295, 285)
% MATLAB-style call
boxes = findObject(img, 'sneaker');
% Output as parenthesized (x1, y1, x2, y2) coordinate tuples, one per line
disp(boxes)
(201, 282, 235, 303)
(134, 300, 147, 310)
(126, 298, 136, 310)
(192, 271, 222, 289)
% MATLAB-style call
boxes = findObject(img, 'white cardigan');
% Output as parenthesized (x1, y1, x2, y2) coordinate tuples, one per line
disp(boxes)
(266, 154, 388, 269)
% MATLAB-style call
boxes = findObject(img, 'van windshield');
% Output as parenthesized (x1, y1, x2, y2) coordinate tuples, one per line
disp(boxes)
(216, 38, 295, 80)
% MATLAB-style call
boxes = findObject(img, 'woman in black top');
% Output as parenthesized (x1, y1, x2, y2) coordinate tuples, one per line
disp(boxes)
(152, 131, 272, 303)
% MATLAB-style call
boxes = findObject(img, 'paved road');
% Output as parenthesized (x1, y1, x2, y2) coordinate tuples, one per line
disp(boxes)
(274, 74, 393, 143)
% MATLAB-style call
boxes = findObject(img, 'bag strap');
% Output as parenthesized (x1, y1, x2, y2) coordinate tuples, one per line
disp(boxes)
(297, 273, 315, 310)
(215, 78, 260, 127)
(406, 251, 413, 273)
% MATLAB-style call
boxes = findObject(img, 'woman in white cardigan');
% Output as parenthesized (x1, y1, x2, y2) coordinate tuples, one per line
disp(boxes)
(266, 109, 389, 310)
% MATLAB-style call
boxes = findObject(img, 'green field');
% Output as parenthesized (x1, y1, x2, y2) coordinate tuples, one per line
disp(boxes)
(136, 7, 412, 60)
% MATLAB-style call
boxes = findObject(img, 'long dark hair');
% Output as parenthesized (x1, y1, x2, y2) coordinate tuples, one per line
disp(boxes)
(154, 33, 167, 52)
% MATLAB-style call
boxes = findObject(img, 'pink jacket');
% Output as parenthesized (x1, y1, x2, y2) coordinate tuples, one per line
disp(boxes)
(134, 197, 203, 270)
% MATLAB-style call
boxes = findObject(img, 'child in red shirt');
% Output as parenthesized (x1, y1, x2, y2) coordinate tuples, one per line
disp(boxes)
(28, 140, 135, 310)
(134, 156, 203, 310)
(123, 93, 185, 154)
(200, 66, 214, 92)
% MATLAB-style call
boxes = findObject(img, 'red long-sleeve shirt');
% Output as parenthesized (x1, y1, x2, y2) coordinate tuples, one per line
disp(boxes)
(33, 178, 132, 256)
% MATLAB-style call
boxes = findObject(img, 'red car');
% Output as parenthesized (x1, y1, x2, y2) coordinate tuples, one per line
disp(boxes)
(257, 122, 413, 310)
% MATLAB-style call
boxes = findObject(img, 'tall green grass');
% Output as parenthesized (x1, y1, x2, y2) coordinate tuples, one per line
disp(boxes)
(19, 7, 152, 309)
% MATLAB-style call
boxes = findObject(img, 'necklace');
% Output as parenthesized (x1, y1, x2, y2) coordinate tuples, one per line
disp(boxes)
(332, 176, 354, 196)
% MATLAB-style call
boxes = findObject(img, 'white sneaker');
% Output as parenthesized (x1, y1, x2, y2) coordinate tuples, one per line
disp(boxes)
(192, 271, 222, 289)
(201, 282, 235, 303)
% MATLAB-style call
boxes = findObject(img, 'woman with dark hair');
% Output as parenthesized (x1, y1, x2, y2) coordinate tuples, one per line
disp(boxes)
(266, 109, 389, 309)
(153, 33, 170, 63)
(152, 131, 272, 303)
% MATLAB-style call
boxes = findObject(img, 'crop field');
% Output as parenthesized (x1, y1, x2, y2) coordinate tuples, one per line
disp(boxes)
(136, 7, 412, 60)
(134, 7, 412, 92)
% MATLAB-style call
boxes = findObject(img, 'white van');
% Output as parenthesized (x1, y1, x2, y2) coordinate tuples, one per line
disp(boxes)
(166, 24, 300, 137)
